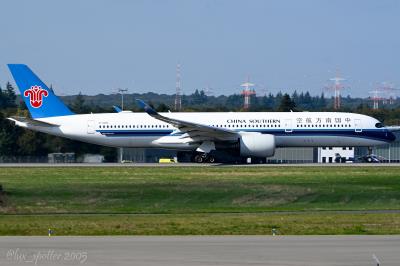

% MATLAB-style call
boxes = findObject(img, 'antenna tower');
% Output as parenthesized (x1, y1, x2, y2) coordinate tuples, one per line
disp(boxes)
(369, 88, 383, 110)
(328, 72, 345, 110)
(241, 77, 256, 110)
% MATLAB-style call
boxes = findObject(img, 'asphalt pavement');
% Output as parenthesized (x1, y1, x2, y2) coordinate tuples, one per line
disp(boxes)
(0, 236, 398, 266)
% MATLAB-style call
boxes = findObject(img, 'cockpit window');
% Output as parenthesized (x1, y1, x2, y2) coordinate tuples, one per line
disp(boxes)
(375, 122, 384, 128)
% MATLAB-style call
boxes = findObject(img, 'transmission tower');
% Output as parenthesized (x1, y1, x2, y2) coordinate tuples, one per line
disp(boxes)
(328, 72, 345, 110)
(380, 82, 398, 105)
(174, 64, 182, 111)
(241, 77, 256, 110)
(369, 87, 384, 110)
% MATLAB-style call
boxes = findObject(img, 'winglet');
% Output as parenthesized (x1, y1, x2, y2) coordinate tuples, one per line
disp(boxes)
(136, 99, 158, 116)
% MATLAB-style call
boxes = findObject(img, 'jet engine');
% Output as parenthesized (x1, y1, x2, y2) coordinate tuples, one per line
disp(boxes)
(239, 132, 275, 157)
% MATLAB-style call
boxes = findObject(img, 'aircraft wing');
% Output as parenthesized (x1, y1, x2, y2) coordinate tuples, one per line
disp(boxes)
(7, 116, 59, 127)
(136, 100, 238, 141)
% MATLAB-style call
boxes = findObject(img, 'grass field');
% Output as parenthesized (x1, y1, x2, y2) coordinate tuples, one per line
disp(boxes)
(1, 213, 400, 235)
(0, 166, 400, 235)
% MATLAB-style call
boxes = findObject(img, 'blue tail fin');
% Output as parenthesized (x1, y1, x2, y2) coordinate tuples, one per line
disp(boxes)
(7, 64, 74, 118)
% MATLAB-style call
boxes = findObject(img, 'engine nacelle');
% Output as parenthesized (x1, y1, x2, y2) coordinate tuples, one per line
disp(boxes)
(239, 133, 275, 157)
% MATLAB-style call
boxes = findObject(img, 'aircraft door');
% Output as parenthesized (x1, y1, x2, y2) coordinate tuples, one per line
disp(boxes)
(87, 120, 95, 134)
(284, 119, 293, 133)
(354, 119, 362, 133)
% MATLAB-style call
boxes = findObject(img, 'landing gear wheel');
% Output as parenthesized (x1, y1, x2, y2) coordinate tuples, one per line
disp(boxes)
(194, 154, 204, 163)
(207, 156, 216, 163)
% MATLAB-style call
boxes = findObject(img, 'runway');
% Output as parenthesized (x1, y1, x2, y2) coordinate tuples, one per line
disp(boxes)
(0, 236, 398, 266)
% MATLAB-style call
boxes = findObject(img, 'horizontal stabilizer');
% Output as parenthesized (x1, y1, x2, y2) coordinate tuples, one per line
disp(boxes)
(7, 116, 59, 127)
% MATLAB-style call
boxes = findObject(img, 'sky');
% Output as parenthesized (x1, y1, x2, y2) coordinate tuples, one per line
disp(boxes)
(0, 0, 399, 97)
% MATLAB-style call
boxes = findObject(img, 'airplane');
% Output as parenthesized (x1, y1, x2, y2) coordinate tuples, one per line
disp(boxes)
(6, 64, 397, 163)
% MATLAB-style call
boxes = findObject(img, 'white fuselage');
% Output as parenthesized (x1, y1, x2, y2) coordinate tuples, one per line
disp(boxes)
(18, 111, 395, 151)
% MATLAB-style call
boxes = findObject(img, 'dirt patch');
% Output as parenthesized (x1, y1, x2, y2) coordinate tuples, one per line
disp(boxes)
(232, 185, 312, 207)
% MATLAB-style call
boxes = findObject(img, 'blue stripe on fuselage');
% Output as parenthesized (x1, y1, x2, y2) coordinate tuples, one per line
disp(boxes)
(97, 130, 174, 136)
(96, 128, 395, 142)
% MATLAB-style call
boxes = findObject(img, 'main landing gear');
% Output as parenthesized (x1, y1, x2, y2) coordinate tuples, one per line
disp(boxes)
(193, 153, 216, 163)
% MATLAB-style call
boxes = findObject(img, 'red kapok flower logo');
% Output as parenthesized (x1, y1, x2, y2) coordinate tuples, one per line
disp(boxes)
(24, 85, 48, 108)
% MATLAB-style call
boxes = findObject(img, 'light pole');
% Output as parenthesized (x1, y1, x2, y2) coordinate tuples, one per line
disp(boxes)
(118, 88, 128, 163)
(118, 88, 128, 110)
